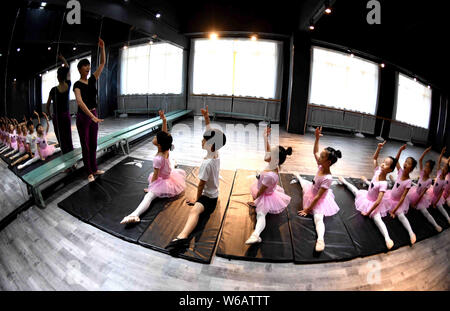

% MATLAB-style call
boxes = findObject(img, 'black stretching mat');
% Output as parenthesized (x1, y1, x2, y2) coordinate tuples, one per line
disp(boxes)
(280, 174, 359, 264)
(216, 170, 294, 263)
(138, 167, 235, 264)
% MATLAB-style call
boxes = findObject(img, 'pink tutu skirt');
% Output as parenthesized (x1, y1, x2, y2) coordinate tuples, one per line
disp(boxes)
(380, 190, 410, 216)
(18, 144, 26, 154)
(355, 190, 388, 218)
(147, 169, 186, 198)
(301, 183, 339, 216)
(11, 141, 17, 150)
(427, 187, 445, 207)
(39, 145, 56, 158)
(408, 186, 431, 210)
(250, 182, 291, 214)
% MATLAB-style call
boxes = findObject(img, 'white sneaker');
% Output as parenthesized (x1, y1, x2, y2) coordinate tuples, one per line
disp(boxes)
(245, 234, 262, 245)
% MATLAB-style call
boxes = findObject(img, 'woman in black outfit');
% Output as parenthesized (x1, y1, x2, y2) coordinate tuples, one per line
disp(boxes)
(73, 38, 106, 182)
(46, 54, 74, 154)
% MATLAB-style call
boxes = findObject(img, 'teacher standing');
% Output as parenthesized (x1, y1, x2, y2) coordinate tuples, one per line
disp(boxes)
(73, 38, 106, 182)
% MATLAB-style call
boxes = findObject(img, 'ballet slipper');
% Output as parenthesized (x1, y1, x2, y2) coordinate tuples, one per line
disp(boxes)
(245, 233, 262, 245)
(436, 225, 442, 233)
(88, 175, 95, 183)
(120, 215, 140, 224)
(315, 239, 325, 252)
(94, 170, 105, 175)
(410, 234, 416, 245)
(386, 239, 394, 250)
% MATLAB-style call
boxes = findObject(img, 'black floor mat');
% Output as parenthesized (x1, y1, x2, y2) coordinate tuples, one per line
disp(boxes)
(280, 174, 359, 263)
(138, 167, 235, 264)
(58, 157, 194, 244)
(216, 170, 294, 263)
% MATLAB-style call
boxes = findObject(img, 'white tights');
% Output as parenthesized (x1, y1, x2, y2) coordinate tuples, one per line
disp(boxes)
(339, 177, 359, 196)
(252, 211, 268, 238)
(129, 191, 157, 218)
(296, 175, 326, 241)
(420, 208, 440, 230)
(4, 148, 18, 157)
(17, 147, 61, 170)
(397, 212, 415, 239)
(437, 205, 450, 223)
(373, 213, 392, 242)
(10, 150, 26, 160)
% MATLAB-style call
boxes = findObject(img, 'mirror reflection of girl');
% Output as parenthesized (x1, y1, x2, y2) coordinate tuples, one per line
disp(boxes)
(0, 121, 15, 154)
(245, 126, 292, 245)
(46, 54, 74, 155)
(18, 112, 61, 170)
(407, 147, 442, 232)
(296, 126, 342, 252)
(380, 147, 417, 245)
(3, 120, 20, 157)
(9, 123, 28, 161)
(426, 147, 450, 224)
(339, 142, 403, 250)
(73, 38, 106, 183)
(120, 110, 186, 224)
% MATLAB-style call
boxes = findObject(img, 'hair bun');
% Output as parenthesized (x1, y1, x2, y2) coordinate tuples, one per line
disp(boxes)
(336, 150, 342, 158)
(286, 147, 293, 156)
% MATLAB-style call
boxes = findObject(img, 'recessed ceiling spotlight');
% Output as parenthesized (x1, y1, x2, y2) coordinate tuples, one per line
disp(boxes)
(39, 74, 42, 77)
(325, 8, 332, 14)
(209, 32, 218, 40)
(48, 46, 51, 50)
(309, 25, 315, 30)
(251, 35, 257, 41)
(414, 77, 417, 82)
(350, 53, 354, 58)
(73, 46, 77, 51)
(123, 45, 128, 49)
(17, 48, 20, 52)
(428, 85, 431, 89)
(155, 13, 161, 18)
(13, 78, 16, 82)
(41, 2, 47, 6)
(380, 63, 385, 68)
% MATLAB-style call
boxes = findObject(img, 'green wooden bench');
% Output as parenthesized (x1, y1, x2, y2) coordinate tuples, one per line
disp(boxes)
(114, 108, 160, 118)
(22, 109, 192, 208)
(212, 111, 270, 122)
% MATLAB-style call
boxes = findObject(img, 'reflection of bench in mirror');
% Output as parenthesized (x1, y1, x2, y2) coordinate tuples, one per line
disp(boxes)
(19, 109, 192, 208)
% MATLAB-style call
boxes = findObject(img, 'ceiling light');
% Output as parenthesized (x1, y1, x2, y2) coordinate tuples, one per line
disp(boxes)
(428, 85, 431, 89)
(350, 53, 354, 58)
(309, 25, 315, 30)
(48, 46, 51, 50)
(325, 8, 332, 14)
(149, 40, 154, 45)
(209, 32, 218, 40)
(155, 13, 161, 18)
(17, 48, 20, 52)
(41, 2, 47, 6)
(414, 78, 417, 82)
(123, 45, 128, 49)
(380, 63, 385, 68)
(13, 78, 16, 82)
(251, 35, 257, 41)
(73, 46, 77, 51)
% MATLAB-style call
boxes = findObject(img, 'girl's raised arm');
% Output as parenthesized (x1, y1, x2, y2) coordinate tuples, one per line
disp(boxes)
(313, 127, 322, 165)
(437, 147, 446, 171)
(159, 110, 167, 133)
(395, 144, 407, 170)
(419, 146, 432, 171)
(42, 112, 50, 134)
(373, 141, 386, 169)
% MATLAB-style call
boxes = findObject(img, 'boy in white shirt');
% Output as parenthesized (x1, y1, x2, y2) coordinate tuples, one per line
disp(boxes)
(166, 106, 226, 253)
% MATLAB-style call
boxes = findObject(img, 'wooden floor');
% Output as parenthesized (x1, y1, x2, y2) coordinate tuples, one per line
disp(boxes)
(0, 116, 449, 290)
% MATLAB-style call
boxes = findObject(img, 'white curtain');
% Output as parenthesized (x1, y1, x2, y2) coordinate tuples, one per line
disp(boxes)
(120, 42, 183, 95)
(69, 56, 91, 100)
(309, 46, 379, 115)
(41, 68, 58, 104)
(395, 73, 431, 129)
(192, 38, 280, 99)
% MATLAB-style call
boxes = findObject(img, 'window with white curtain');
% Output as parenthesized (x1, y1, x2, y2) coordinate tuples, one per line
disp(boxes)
(41, 68, 58, 104)
(395, 73, 431, 129)
(309, 46, 379, 115)
(192, 38, 280, 99)
(41, 55, 91, 103)
(119, 42, 183, 95)
(69, 55, 91, 100)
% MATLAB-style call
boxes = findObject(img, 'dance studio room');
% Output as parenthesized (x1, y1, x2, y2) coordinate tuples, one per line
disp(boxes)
(0, 0, 449, 296)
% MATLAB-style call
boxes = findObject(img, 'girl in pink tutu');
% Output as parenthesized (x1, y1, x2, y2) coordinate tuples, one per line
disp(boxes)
(4, 121, 20, 157)
(381, 148, 418, 245)
(0, 122, 16, 155)
(339, 141, 404, 250)
(18, 112, 61, 170)
(10, 123, 28, 161)
(426, 147, 450, 224)
(296, 127, 342, 252)
(121, 110, 186, 224)
(245, 126, 292, 245)
(407, 147, 442, 232)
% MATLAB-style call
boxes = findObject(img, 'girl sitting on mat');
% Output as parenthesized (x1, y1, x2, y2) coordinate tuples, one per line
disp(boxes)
(245, 126, 292, 245)
(381, 149, 417, 245)
(18, 112, 61, 170)
(165, 105, 227, 253)
(296, 126, 342, 252)
(0, 121, 15, 154)
(407, 147, 442, 232)
(10, 123, 28, 161)
(339, 141, 404, 250)
(425, 147, 450, 224)
(3, 120, 19, 157)
(120, 110, 186, 224)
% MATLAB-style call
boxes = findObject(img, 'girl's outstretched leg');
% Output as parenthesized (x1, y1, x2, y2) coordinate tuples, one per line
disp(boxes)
(436, 205, 450, 224)
(397, 213, 416, 244)
(246, 211, 267, 245)
(17, 156, 40, 170)
(420, 209, 442, 232)
(313, 214, 325, 252)
(373, 213, 394, 249)
(121, 191, 157, 224)
(338, 176, 359, 196)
